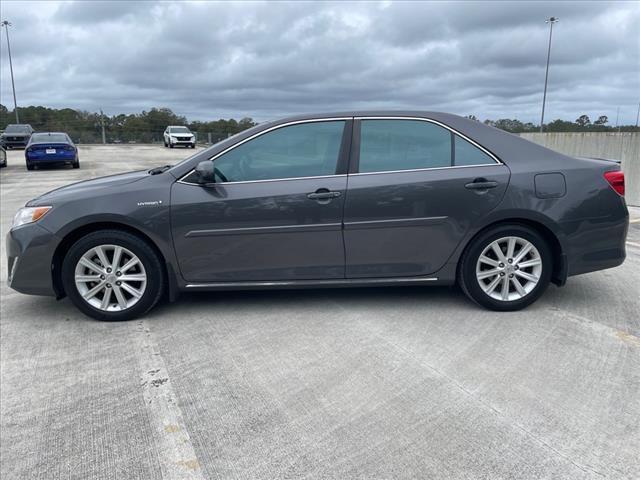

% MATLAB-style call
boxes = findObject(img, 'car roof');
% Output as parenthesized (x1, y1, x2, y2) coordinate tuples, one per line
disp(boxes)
(169, 110, 576, 177)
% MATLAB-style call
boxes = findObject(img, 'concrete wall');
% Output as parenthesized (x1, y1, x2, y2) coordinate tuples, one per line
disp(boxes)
(519, 132, 640, 206)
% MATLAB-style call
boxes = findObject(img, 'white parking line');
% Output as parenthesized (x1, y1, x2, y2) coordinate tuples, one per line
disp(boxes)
(131, 320, 206, 480)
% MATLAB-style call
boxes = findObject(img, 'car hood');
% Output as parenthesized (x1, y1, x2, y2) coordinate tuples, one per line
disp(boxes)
(2, 133, 30, 137)
(28, 170, 149, 205)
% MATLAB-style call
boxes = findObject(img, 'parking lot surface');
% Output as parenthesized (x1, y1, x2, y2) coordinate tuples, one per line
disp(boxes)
(1, 145, 639, 479)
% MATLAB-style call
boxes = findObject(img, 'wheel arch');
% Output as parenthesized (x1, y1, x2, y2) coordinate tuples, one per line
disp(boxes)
(457, 217, 567, 286)
(52, 221, 178, 300)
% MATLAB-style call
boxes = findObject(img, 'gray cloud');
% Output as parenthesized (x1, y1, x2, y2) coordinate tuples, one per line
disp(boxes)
(1, 0, 638, 123)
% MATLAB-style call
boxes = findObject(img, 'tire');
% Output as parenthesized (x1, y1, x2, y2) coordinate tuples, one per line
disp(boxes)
(61, 230, 165, 321)
(191, 143, 196, 149)
(73, 159, 80, 169)
(169, 142, 174, 149)
(457, 224, 552, 311)
(26, 162, 34, 171)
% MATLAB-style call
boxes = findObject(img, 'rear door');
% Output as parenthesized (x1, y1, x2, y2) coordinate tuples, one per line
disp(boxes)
(344, 117, 510, 278)
(171, 119, 352, 283)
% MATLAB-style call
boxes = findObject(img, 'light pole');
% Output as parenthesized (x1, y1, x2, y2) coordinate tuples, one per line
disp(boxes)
(1, 20, 19, 123)
(540, 16, 558, 133)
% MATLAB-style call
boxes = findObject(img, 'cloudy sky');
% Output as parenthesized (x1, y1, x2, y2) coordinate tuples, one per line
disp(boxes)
(1, 0, 638, 123)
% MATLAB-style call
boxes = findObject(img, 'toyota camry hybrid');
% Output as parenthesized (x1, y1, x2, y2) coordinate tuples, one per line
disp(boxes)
(6, 112, 628, 321)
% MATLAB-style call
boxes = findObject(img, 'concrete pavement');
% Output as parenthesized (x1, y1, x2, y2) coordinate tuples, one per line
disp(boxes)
(1, 146, 639, 479)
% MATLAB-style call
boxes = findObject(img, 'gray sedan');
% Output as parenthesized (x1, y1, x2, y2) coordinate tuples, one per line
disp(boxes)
(6, 112, 628, 320)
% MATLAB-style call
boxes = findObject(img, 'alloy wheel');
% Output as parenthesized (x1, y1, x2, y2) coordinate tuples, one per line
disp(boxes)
(74, 244, 147, 311)
(475, 236, 542, 302)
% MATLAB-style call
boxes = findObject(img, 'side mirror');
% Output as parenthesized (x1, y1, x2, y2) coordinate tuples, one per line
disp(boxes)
(194, 160, 216, 184)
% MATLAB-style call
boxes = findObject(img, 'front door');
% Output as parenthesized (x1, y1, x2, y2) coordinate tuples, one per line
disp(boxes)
(343, 118, 510, 278)
(171, 119, 351, 283)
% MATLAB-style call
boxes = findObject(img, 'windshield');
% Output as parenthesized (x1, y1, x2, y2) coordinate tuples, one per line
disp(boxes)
(170, 127, 191, 134)
(4, 125, 30, 134)
(31, 133, 69, 143)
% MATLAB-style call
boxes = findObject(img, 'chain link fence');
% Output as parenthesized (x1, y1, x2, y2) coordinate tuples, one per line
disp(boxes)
(65, 129, 234, 145)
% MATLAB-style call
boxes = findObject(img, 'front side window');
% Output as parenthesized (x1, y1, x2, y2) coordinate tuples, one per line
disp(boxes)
(211, 121, 345, 182)
(358, 120, 452, 173)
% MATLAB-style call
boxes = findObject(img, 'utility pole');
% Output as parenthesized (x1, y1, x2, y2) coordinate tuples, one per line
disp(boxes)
(540, 16, 558, 133)
(1, 20, 19, 123)
(615, 107, 620, 133)
(635, 102, 639, 128)
(100, 109, 106, 144)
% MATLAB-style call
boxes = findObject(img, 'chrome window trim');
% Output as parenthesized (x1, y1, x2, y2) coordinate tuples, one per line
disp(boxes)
(356, 116, 503, 166)
(349, 163, 501, 177)
(177, 117, 351, 185)
(177, 115, 503, 186)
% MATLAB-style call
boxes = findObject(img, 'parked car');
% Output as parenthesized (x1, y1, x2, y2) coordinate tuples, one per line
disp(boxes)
(0, 146, 6, 168)
(25, 132, 79, 170)
(1, 124, 34, 149)
(163, 126, 196, 148)
(7, 112, 628, 321)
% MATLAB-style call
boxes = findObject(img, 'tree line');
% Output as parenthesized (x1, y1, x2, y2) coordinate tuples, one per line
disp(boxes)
(1, 104, 637, 144)
(0, 105, 257, 143)
(467, 114, 638, 133)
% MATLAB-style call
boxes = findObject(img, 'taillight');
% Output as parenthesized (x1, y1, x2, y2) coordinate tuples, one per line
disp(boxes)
(604, 170, 624, 196)
(64, 145, 75, 151)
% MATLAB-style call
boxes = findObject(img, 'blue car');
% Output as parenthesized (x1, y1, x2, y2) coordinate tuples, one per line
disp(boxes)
(25, 132, 79, 170)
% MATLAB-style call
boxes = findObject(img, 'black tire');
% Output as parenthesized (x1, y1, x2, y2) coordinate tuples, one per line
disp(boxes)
(457, 224, 552, 311)
(73, 159, 80, 169)
(61, 230, 165, 321)
(26, 162, 34, 171)
(169, 142, 174, 149)
(191, 143, 196, 149)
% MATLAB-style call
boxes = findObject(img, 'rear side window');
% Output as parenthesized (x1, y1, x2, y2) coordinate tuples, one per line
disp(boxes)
(454, 135, 495, 166)
(358, 120, 452, 173)
(211, 120, 345, 182)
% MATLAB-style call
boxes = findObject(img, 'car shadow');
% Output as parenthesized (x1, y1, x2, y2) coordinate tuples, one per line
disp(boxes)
(149, 285, 473, 318)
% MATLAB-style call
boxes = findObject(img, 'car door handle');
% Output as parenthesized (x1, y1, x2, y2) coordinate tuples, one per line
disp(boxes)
(465, 179, 498, 190)
(307, 190, 341, 200)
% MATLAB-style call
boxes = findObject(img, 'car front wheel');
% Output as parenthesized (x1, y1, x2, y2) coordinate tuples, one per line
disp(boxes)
(458, 224, 552, 311)
(61, 230, 165, 321)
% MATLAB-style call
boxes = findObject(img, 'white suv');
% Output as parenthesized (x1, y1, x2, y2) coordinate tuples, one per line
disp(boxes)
(163, 126, 196, 148)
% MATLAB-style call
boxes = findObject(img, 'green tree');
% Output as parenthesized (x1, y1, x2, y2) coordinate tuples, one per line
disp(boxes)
(575, 115, 591, 127)
(593, 115, 608, 126)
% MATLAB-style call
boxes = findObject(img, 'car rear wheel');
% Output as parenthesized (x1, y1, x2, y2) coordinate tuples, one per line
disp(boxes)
(458, 224, 552, 311)
(73, 159, 80, 169)
(26, 162, 34, 171)
(61, 230, 165, 321)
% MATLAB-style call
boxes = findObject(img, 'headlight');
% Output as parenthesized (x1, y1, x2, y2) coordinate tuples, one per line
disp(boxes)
(12, 206, 52, 229)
